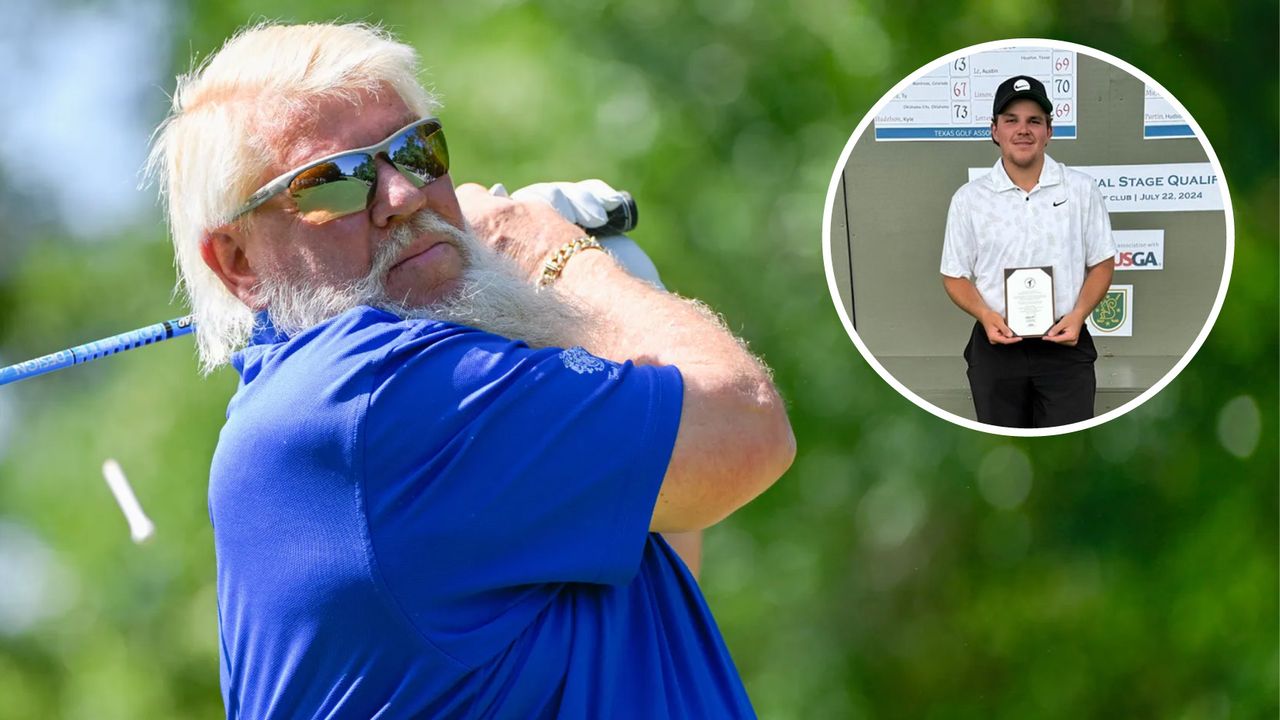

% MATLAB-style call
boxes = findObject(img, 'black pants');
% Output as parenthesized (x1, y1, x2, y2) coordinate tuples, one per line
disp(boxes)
(964, 322, 1097, 428)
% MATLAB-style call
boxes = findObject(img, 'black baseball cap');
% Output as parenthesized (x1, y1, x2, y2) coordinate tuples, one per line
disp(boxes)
(992, 75, 1052, 116)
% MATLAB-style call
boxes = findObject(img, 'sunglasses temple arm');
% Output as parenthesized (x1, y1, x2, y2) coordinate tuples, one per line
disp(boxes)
(0, 316, 195, 387)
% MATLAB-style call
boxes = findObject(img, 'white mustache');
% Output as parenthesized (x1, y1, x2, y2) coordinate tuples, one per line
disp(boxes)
(374, 211, 472, 279)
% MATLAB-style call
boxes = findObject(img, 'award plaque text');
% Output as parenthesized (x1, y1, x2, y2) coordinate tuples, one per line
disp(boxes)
(1004, 266, 1055, 337)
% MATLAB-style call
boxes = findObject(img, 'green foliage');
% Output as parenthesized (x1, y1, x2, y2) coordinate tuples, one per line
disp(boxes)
(0, 0, 1275, 717)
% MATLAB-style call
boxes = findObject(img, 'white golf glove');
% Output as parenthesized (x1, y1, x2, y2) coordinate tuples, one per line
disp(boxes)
(490, 179, 663, 288)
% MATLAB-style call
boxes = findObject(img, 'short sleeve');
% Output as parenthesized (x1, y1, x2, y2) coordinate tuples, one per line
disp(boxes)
(359, 325, 683, 603)
(1084, 183, 1117, 267)
(941, 190, 976, 278)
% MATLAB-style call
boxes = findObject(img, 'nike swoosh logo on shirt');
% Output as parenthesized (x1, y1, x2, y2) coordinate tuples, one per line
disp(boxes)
(1053, 199, 1068, 207)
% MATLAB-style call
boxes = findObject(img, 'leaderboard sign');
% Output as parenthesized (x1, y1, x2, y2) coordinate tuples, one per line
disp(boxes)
(874, 47, 1077, 141)
(1143, 85, 1193, 139)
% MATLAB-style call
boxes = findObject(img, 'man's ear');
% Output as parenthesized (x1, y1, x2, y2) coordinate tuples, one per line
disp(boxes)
(200, 225, 261, 307)
(1045, 121, 1054, 143)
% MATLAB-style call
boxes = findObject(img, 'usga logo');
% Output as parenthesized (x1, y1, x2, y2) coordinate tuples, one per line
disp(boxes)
(1117, 250, 1160, 269)
(1113, 231, 1164, 272)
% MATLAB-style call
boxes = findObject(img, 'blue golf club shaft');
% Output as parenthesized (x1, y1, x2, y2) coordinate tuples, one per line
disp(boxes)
(0, 317, 194, 386)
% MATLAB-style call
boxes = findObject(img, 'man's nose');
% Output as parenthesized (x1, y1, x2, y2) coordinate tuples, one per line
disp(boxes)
(369, 156, 427, 227)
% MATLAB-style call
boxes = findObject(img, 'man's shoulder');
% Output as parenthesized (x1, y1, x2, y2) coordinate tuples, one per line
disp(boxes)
(950, 171, 996, 207)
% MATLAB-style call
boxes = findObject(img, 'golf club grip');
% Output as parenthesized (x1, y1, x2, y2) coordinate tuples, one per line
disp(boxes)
(0, 317, 194, 386)
(583, 191, 638, 236)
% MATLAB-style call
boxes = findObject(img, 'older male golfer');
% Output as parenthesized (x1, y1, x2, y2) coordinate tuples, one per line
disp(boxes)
(148, 22, 794, 718)
(941, 75, 1116, 428)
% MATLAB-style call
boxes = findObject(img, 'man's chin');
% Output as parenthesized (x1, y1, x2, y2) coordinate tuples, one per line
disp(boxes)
(1005, 149, 1042, 167)
(384, 279, 464, 312)
(384, 248, 468, 308)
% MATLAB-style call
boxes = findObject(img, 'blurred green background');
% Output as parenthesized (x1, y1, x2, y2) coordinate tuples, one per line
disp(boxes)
(0, 0, 1274, 718)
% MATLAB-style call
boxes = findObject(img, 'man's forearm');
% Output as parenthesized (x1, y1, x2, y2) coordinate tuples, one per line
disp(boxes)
(558, 251, 759, 371)
(942, 275, 996, 323)
(942, 274, 1023, 344)
(455, 186, 794, 532)
(1069, 258, 1116, 319)
(556, 250, 794, 532)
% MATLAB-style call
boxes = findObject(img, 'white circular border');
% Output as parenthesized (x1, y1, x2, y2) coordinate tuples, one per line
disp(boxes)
(821, 38, 1236, 438)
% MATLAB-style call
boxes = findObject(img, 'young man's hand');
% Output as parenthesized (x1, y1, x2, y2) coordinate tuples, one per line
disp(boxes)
(1042, 311, 1084, 346)
(980, 310, 1023, 345)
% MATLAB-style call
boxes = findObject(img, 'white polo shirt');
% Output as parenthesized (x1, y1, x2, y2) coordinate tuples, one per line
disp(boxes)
(940, 154, 1116, 320)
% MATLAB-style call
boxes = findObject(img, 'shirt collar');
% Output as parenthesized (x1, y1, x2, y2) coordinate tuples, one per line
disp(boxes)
(1038, 154, 1063, 188)
(249, 310, 290, 346)
(988, 158, 1018, 193)
(987, 153, 1063, 193)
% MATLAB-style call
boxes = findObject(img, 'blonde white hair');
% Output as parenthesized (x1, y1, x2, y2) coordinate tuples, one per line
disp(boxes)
(145, 22, 440, 372)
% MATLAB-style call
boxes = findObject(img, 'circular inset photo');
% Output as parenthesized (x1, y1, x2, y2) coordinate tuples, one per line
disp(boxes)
(823, 39, 1233, 436)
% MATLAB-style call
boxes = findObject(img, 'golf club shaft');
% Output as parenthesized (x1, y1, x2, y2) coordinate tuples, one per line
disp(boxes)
(0, 316, 194, 386)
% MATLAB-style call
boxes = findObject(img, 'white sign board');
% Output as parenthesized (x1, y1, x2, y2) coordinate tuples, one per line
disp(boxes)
(1088, 284, 1133, 337)
(1143, 85, 1193, 139)
(1113, 229, 1164, 271)
(967, 162, 1222, 212)
(876, 47, 1077, 141)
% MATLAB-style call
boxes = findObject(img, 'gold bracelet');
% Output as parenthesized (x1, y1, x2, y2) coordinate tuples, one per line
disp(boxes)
(538, 236, 604, 287)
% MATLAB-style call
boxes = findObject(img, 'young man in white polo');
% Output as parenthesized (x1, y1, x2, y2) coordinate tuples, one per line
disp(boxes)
(940, 75, 1117, 429)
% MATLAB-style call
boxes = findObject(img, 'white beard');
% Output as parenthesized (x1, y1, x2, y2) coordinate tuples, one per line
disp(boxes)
(255, 211, 583, 350)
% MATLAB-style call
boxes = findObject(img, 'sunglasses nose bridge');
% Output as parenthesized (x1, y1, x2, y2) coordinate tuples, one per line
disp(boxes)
(368, 153, 430, 226)
(371, 152, 414, 186)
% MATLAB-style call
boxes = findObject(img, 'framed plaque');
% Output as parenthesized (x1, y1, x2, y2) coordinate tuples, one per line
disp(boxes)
(1004, 266, 1055, 337)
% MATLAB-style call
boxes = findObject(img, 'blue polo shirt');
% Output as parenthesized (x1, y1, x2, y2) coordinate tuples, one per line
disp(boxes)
(209, 307, 755, 718)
